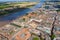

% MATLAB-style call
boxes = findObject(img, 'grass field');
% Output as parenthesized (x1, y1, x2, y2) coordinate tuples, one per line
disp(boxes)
(0, 2, 37, 9)
(0, 2, 38, 16)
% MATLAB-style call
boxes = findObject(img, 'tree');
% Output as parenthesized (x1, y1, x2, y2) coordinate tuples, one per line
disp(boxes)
(49, 14, 57, 40)
(38, 33, 44, 40)
(22, 18, 25, 21)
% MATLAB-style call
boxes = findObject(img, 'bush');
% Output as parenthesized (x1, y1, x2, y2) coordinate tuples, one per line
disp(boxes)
(10, 23, 21, 28)
(33, 37, 39, 40)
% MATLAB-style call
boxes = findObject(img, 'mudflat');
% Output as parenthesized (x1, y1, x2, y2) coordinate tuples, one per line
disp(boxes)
(0, 21, 11, 27)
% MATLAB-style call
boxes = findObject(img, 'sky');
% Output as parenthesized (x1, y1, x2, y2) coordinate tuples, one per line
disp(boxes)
(0, 0, 60, 2)
(0, 0, 41, 2)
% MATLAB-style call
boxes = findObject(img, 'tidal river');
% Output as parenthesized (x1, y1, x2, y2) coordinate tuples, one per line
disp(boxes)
(0, 0, 45, 26)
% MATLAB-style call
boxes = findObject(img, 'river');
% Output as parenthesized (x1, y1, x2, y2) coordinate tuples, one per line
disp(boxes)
(0, 0, 45, 26)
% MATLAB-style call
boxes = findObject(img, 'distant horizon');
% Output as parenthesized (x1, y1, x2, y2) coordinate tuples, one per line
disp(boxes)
(0, 0, 60, 2)
(0, 0, 40, 2)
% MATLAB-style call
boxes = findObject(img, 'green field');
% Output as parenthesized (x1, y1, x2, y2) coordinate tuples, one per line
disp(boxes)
(0, 2, 37, 16)
(0, 2, 37, 9)
(0, 4, 13, 9)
